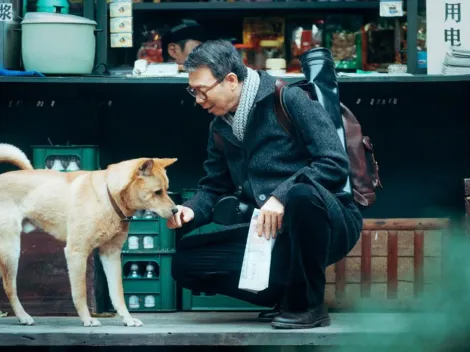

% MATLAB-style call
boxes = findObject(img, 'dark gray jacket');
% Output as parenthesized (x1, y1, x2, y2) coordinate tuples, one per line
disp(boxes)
(183, 70, 353, 230)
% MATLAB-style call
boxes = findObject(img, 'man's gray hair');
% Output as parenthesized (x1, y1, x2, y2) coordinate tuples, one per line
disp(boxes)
(184, 39, 248, 82)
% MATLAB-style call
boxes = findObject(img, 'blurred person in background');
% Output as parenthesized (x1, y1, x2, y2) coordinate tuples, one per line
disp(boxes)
(161, 19, 208, 70)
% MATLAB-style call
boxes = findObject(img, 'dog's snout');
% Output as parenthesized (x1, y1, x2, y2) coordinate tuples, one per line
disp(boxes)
(171, 207, 178, 215)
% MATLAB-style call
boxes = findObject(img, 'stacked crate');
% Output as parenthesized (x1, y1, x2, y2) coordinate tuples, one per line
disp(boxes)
(31, 144, 100, 171)
(180, 189, 270, 312)
(120, 192, 182, 313)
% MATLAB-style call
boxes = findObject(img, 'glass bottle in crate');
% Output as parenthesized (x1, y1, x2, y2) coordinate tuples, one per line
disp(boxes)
(132, 210, 145, 219)
(66, 156, 80, 171)
(143, 210, 155, 219)
(51, 158, 64, 171)
(144, 295, 155, 308)
(129, 295, 140, 309)
(128, 236, 139, 250)
(145, 262, 156, 278)
(143, 235, 154, 249)
(128, 262, 141, 278)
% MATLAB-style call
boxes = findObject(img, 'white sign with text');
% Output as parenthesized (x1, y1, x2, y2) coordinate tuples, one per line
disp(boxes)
(427, 0, 470, 73)
(0, 3, 13, 22)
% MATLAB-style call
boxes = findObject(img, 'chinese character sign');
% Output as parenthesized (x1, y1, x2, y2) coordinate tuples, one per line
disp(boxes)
(0, 3, 13, 22)
(426, 0, 470, 73)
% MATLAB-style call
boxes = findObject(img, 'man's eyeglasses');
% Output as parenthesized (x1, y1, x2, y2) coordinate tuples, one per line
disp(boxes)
(186, 78, 223, 101)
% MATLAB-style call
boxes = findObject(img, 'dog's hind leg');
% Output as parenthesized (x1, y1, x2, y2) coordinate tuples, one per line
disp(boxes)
(0, 223, 35, 325)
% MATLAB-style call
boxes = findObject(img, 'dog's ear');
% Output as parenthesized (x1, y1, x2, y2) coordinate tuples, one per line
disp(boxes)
(138, 159, 154, 176)
(155, 158, 177, 169)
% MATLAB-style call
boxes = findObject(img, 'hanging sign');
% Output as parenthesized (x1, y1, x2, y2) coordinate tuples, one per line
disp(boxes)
(380, 0, 404, 17)
(426, 0, 470, 74)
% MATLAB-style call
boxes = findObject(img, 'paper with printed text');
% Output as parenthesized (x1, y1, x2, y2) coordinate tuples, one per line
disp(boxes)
(238, 208, 276, 293)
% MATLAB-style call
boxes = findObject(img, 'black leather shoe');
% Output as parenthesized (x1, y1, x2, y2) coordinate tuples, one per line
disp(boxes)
(257, 304, 282, 322)
(271, 304, 331, 329)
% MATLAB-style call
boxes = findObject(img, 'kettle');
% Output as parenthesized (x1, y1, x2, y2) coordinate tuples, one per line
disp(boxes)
(36, 0, 69, 14)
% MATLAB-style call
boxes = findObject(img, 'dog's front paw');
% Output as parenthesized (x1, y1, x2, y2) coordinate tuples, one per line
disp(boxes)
(18, 314, 35, 326)
(123, 317, 143, 327)
(82, 317, 101, 327)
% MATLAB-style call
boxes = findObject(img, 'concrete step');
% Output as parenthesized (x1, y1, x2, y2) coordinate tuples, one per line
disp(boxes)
(0, 311, 452, 348)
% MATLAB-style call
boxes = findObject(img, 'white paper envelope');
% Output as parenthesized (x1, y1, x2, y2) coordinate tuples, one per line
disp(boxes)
(238, 208, 276, 293)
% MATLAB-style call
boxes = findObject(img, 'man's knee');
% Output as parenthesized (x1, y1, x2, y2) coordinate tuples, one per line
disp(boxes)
(171, 247, 215, 291)
(285, 183, 323, 210)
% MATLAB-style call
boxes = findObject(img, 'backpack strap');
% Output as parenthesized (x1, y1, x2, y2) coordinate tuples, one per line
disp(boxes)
(274, 79, 295, 139)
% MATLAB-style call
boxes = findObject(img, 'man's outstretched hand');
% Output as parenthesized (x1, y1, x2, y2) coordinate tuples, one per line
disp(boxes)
(256, 196, 284, 240)
(167, 205, 195, 229)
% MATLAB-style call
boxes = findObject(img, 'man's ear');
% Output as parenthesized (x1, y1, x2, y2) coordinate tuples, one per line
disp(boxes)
(226, 72, 239, 90)
(155, 158, 177, 169)
(138, 159, 154, 176)
(167, 43, 179, 60)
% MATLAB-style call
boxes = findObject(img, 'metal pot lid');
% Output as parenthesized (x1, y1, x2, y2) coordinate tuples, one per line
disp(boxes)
(21, 12, 97, 25)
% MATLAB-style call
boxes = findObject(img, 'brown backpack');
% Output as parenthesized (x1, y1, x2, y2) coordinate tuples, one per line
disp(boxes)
(274, 78, 382, 207)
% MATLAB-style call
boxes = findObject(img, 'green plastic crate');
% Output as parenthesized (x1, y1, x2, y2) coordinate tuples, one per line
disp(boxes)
(180, 188, 266, 311)
(124, 292, 170, 312)
(120, 253, 176, 312)
(123, 277, 160, 293)
(182, 289, 270, 311)
(123, 191, 182, 253)
(31, 145, 100, 171)
(128, 219, 161, 234)
(124, 218, 175, 253)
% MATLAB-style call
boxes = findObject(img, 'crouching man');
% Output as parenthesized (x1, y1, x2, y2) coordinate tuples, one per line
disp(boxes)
(167, 40, 362, 329)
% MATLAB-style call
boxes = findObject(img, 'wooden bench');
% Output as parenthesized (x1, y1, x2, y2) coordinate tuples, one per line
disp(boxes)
(325, 218, 450, 311)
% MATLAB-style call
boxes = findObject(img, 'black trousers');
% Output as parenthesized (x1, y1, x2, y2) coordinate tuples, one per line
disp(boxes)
(171, 183, 363, 310)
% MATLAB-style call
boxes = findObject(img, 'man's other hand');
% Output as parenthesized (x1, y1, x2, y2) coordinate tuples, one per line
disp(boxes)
(256, 196, 284, 240)
(167, 205, 195, 229)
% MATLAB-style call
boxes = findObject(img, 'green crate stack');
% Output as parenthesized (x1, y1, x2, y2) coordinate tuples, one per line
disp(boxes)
(119, 192, 181, 313)
(122, 252, 176, 312)
(124, 216, 176, 255)
(180, 188, 269, 312)
(31, 144, 100, 171)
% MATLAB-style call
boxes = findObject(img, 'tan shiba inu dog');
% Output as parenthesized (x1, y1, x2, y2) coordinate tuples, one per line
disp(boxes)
(0, 143, 178, 327)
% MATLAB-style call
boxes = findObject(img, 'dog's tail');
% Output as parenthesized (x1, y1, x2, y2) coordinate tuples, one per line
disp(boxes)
(0, 143, 34, 170)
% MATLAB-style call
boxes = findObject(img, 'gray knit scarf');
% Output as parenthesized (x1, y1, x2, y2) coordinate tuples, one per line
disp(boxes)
(223, 67, 260, 142)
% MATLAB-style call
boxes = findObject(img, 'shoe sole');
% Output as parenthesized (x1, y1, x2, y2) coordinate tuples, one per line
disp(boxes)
(271, 317, 331, 329)
(257, 316, 278, 323)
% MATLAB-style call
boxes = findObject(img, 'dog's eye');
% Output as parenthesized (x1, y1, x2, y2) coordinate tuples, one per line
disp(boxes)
(154, 190, 162, 196)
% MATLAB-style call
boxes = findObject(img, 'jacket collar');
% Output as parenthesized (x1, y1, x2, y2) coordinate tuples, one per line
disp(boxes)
(254, 70, 277, 103)
(212, 70, 277, 148)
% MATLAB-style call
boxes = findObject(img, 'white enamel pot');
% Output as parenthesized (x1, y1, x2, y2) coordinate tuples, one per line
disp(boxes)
(19, 12, 101, 75)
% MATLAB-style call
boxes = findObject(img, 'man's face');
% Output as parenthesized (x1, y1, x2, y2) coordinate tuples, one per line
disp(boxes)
(168, 39, 201, 65)
(187, 67, 240, 117)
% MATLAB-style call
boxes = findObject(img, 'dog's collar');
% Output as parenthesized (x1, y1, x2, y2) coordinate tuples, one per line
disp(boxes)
(106, 186, 132, 221)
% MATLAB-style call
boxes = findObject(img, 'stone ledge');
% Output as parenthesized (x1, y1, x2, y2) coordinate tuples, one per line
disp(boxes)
(0, 312, 444, 347)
